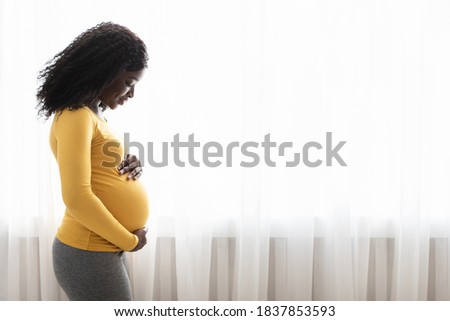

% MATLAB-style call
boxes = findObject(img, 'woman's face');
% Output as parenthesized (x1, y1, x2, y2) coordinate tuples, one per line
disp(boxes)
(99, 69, 145, 109)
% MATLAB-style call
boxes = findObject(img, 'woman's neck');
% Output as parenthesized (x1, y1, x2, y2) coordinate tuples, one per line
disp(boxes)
(88, 100, 107, 121)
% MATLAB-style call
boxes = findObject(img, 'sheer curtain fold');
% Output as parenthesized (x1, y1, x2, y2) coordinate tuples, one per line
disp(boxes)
(1, 0, 450, 300)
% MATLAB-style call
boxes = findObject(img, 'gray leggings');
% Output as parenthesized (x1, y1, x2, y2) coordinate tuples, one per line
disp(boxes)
(52, 237, 133, 301)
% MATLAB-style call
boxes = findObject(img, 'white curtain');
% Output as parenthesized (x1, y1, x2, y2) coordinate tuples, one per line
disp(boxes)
(1, 0, 450, 300)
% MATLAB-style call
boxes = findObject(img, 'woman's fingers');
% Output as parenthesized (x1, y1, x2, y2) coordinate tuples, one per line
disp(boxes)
(119, 160, 138, 174)
(131, 227, 148, 252)
(127, 167, 143, 180)
(117, 154, 143, 179)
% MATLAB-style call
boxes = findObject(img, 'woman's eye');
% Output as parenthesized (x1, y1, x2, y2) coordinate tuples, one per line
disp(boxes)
(125, 82, 132, 87)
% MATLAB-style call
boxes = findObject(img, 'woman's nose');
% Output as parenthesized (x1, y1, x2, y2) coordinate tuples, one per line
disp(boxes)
(127, 87, 134, 98)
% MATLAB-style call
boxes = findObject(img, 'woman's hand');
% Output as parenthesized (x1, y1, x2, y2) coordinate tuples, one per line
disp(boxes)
(117, 153, 143, 180)
(131, 227, 148, 252)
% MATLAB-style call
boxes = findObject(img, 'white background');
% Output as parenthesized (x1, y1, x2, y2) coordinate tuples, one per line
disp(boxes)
(1, 0, 450, 302)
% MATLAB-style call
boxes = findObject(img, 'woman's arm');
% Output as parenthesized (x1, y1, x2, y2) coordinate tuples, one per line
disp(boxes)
(54, 108, 138, 251)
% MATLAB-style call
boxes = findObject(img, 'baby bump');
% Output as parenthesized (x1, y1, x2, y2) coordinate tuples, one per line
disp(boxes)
(91, 172, 149, 231)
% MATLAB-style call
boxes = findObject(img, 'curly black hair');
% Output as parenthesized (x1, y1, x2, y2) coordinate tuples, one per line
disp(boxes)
(36, 22, 148, 121)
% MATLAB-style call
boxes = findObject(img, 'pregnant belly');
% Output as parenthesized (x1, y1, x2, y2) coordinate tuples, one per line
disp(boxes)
(91, 170, 149, 231)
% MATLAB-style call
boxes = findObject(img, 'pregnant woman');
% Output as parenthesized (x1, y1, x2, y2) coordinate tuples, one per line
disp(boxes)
(36, 22, 149, 300)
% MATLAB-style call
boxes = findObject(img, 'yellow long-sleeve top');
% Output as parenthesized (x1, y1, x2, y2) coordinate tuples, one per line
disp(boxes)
(49, 106, 149, 252)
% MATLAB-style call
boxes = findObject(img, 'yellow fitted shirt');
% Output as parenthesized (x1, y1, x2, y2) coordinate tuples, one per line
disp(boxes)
(49, 106, 149, 252)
